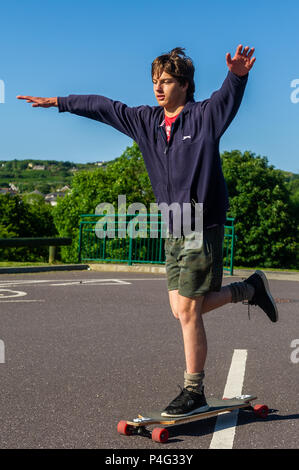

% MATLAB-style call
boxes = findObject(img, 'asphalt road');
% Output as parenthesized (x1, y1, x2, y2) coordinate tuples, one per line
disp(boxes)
(0, 270, 298, 450)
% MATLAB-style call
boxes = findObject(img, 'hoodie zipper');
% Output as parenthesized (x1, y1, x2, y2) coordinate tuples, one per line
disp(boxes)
(159, 116, 182, 202)
(159, 125, 170, 200)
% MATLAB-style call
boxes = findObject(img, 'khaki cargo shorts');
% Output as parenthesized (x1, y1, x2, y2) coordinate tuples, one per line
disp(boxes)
(164, 224, 225, 298)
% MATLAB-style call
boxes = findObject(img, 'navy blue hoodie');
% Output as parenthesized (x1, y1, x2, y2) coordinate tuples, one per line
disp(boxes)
(58, 70, 248, 230)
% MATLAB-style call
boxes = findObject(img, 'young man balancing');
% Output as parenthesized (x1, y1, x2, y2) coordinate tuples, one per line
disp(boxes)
(17, 45, 278, 417)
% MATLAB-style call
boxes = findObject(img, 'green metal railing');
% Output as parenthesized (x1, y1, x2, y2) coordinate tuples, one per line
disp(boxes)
(78, 214, 235, 274)
(223, 217, 235, 275)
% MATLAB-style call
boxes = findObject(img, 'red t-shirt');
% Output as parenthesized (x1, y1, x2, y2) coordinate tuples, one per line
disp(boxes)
(164, 112, 180, 141)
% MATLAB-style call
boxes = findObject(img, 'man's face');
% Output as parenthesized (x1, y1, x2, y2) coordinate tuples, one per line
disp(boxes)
(152, 71, 188, 110)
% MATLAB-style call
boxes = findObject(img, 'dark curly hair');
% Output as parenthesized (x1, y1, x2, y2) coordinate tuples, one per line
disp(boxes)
(151, 47, 195, 101)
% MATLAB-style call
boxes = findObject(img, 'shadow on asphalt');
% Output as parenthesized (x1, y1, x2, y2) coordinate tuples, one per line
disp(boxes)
(162, 408, 299, 444)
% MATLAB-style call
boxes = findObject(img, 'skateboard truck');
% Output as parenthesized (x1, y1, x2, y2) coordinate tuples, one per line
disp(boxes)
(117, 420, 169, 442)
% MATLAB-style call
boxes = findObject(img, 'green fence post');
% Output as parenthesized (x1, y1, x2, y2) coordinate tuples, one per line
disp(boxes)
(128, 220, 133, 266)
(230, 224, 235, 276)
(158, 218, 163, 263)
(101, 235, 104, 260)
(78, 222, 83, 263)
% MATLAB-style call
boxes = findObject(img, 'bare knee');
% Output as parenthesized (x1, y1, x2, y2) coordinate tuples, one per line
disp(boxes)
(172, 308, 179, 319)
(177, 306, 198, 325)
(177, 296, 205, 325)
(171, 305, 180, 320)
(169, 290, 179, 319)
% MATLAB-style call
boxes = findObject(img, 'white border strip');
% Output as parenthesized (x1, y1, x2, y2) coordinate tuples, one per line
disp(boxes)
(209, 349, 248, 449)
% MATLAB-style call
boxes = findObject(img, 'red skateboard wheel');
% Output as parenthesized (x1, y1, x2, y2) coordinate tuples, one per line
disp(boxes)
(253, 404, 269, 418)
(117, 420, 133, 436)
(152, 427, 169, 443)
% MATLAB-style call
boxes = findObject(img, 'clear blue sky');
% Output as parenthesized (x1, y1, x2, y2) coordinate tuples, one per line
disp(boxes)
(0, 0, 298, 173)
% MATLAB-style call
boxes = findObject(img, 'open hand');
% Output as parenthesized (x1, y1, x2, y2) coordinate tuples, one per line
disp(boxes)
(226, 45, 256, 76)
(16, 95, 58, 107)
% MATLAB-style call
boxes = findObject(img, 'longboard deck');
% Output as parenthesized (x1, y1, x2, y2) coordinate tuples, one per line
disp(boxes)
(127, 395, 257, 426)
(118, 394, 269, 443)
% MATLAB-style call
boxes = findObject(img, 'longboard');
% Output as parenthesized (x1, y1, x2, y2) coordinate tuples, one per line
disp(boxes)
(117, 394, 269, 443)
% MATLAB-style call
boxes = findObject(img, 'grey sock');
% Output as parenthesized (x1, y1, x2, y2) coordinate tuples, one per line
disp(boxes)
(229, 281, 255, 303)
(184, 370, 204, 394)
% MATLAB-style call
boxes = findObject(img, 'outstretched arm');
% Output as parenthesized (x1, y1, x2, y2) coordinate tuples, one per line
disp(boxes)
(17, 93, 147, 142)
(203, 44, 255, 140)
(17, 96, 58, 107)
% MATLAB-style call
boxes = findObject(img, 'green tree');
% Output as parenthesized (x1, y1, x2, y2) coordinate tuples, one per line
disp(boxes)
(0, 193, 57, 261)
(53, 142, 154, 262)
(53, 144, 298, 268)
(287, 175, 299, 217)
(222, 150, 298, 269)
(35, 183, 52, 194)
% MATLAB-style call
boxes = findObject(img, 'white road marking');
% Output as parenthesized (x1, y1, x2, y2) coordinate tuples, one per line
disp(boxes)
(0, 278, 164, 303)
(0, 278, 165, 288)
(0, 278, 137, 302)
(0, 280, 50, 288)
(50, 279, 132, 286)
(0, 289, 27, 298)
(0, 300, 44, 303)
(209, 349, 248, 449)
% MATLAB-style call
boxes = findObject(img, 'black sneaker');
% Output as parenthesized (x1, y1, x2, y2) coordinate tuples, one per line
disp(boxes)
(244, 270, 278, 322)
(161, 387, 209, 417)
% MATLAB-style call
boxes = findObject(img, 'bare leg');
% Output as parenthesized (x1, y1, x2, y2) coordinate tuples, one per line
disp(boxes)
(201, 285, 232, 314)
(168, 285, 232, 319)
(176, 294, 206, 373)
(169, 290, 180, 319)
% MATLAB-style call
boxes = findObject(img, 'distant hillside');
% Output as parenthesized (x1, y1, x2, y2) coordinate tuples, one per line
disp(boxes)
(0, 157, 298, 198)
(0, 159, 107, 193)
